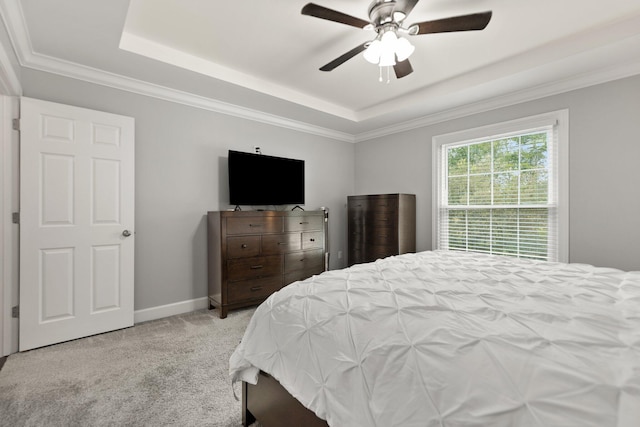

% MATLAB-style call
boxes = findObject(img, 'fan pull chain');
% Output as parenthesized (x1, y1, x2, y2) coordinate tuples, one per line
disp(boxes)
(378, 66, 392, 84)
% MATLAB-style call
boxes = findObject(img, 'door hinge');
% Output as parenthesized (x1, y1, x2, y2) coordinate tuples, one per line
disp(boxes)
(12, 212, 19, 224)
(12, 118, 19, 131)
(12, 305, 19, 318)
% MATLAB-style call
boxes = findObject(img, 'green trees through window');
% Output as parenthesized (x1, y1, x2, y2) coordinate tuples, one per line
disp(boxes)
(444, 132, 551, 260)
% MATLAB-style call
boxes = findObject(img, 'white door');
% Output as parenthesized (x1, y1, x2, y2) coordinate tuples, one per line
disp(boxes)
(19, 97, 135, 351)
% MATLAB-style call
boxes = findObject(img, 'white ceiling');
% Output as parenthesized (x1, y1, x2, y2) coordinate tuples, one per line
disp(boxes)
(5, 0, 640, 139)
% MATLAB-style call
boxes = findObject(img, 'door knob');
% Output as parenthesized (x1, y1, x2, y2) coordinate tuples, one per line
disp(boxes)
(122, 230, 132, 237)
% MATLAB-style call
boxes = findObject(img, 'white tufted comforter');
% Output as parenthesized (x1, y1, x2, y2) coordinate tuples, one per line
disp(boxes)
(229, 251, 640, 427)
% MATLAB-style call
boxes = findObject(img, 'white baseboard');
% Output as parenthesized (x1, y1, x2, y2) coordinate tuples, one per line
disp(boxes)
(134, 297, 210, 324)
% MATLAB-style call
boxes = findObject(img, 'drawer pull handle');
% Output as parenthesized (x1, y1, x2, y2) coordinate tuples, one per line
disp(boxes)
(250, 286, 263, 292)
(299, 259, 305, 262)
(299, 221, 309, 225)
(249, 224, 262, 227)
(241, 244, 248, 249)
(310, 238, 315, 242)
(250, 265, 263, 270)
(277, 242, 287, 246)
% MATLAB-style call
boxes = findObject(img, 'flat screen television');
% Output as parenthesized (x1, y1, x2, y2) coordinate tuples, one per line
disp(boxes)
(228, 150, 305, 206)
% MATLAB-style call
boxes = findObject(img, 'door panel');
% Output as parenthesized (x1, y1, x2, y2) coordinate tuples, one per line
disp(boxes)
(91, 244, 121, 313)
(19, 97, 135, 351)
(92, 158, 121, 224)
(40, 247, 74, 321)
(41, 153, 75, 225)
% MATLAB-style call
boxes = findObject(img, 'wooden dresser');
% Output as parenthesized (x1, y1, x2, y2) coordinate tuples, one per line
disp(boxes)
(347, 194, 416, 266)
(207, 210, 327, 318)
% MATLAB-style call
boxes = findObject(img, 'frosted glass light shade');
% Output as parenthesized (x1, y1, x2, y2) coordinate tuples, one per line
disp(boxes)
(380, 30, 398, 48)
(395, 37, 415, 62)
(364, 40, 382, 64)
(362, 30, 414, 68)
(379, 50, 396, 67)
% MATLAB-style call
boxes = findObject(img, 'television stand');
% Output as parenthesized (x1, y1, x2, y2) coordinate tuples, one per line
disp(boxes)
(291, 205, 304, 211)
(206, 210, 328, 318)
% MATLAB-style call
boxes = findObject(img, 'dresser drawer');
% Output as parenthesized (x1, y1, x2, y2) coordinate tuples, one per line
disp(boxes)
(284, 268, 321, 286)
(226, 216, 283, 235)
(367, 245, 397, 261)
(369, 200, 397, 212)
(368, 209, 397, 222)
(262, 233, 301, 254)
(348, 247, 365, 265)
(210, 210, 327, 319)
(227, 236, 261, 259)
(284, 249, 324, 273)
(369, 227, 397, 245)
(302, 231, 323, 250)
(228, 276, 283, 303)
(227, 255, 282, 282)
(348, 197, 368, 211)
(284, 215, 323, 232)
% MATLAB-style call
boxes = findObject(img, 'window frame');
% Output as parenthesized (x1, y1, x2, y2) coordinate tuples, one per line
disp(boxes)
(432, 110, 569, 262)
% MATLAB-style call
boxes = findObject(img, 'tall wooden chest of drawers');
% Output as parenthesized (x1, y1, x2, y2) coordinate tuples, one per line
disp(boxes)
(207, 210, 327, 318)
(347, 194, 416, 266)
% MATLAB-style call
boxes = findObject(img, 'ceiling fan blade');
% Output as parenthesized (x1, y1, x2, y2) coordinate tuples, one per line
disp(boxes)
(394, 58, 413, 79)
(319, 43, 369, 72)
(410, 11, 492, 35)
(301, 3, 370, 29)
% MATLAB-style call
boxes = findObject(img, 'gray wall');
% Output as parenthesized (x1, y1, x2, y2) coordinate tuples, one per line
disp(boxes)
(355, 74, 640, 271)
(22, 69, 355, 310)
(20, 67, 640, 316)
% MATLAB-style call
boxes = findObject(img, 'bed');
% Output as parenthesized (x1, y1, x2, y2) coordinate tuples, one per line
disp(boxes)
(229, 250, 640, 427)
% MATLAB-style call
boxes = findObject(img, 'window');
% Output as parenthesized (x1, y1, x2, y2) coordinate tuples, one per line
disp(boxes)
(433, 111, 568, 262)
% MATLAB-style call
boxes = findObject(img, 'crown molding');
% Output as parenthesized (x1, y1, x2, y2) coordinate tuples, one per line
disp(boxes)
(2, 0, 640, 145)
(119, 31, 358, 122)
(0, 0, 31, 65)
(28, 51, 356, 142)
(355, 43, 640, 143)
(0, 39, 20, 96)
(25, 50, 356, 142)
(0, 0, 22, 95)
(15, 40, 640, 145)
(0, 0, 355, 143)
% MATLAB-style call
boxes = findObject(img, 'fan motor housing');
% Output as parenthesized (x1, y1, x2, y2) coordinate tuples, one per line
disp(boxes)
(368, 0, 398, 26)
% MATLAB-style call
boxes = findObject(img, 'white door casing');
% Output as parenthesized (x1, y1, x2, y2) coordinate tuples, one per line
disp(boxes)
(1, 95, 19, 356)
(19, 97, 135, 351)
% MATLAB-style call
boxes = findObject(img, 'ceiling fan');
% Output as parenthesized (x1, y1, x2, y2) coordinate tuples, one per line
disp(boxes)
(301, 0, 492, 80)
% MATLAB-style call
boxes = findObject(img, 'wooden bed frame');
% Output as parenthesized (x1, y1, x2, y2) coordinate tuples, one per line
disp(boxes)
(242, 371, 329, 427)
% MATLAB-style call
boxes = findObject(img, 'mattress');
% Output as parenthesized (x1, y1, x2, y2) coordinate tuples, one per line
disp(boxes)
(229, 251, 640, 426)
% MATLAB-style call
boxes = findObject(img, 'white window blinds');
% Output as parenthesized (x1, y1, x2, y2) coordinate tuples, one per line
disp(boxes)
(433, 112, 568, 262)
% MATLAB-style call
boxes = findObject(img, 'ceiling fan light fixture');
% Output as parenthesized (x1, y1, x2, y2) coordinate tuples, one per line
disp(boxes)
(395, 37, 415, 62)
(380, 29, 398, 46)
(302, 2, 494, 80)
(393, 11, 406, 22)
(379, 50, 396, 67)
(363, 39, 382, 64)
(363, 27, 414, 68)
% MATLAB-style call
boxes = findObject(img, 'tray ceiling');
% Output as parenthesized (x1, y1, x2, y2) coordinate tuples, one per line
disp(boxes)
(5, 0, 640, 139)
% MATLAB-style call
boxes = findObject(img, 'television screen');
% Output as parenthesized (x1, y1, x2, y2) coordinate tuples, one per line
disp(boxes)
(228, 150, 305, 206)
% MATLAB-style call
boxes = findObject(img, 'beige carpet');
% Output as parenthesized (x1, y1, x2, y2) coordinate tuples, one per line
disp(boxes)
(0, 307, 256, 426)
